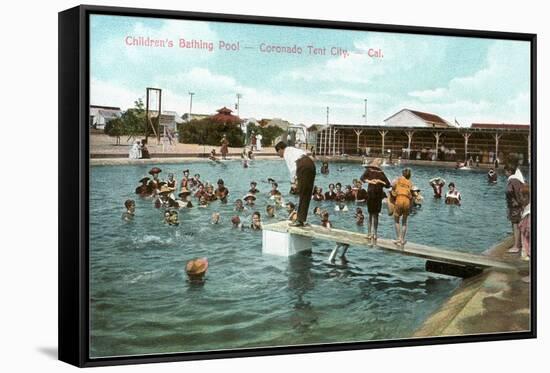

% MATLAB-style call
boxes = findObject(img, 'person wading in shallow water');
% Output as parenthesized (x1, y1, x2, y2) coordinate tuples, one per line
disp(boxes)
(275, 141, 316, 227)
(360, 158, 391, 245)
(392, 168, 413, 248)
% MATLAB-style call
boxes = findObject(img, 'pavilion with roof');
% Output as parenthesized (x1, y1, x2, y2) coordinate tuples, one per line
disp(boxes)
(210, 107, 242, 125)
(308, 108, 530, 165)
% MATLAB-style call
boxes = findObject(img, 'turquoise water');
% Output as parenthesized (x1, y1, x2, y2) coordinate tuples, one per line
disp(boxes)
(89, 160, 521, 358)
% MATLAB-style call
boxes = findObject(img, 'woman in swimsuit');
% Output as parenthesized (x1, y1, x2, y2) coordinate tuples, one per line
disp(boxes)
(392, 168, 413, 248)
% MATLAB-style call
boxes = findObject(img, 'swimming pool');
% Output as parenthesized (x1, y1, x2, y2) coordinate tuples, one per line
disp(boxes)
(89, 159, 521, 357)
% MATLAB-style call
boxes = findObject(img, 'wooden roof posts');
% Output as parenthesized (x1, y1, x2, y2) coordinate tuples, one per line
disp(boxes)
(379, 130, 388, 157)
(433, 131, 442, 160)
(333, 128, 338, 156)
(323, 128, 328, 156)
(462, 132, 472, 161)
(405, 130, 414, 159)
(315, 131, 323, 155)
(328, 126, 332, 156)
(318, 129, 324, 155)
(494, 132, 503, 161)
(321, 127, 326, 155)
(354, 129, 363, 154)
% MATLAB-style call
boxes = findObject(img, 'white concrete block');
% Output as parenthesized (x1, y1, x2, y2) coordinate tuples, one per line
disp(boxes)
(262, 229, 312, 257)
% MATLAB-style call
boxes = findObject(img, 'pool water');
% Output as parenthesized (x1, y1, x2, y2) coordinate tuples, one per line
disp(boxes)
(89, 160, 522, 357)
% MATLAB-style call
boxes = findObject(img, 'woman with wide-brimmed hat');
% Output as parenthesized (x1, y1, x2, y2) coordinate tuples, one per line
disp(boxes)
(147, 167, 163, 192)
(177, 187, 193, 208)
(135, 177, 152, 197)
(186, 257, 208, 282)
(154, 185, 179, 209)
(243, 193, 256, 207)
(360, 158, 391, 245)
(148, 167, 162, 175)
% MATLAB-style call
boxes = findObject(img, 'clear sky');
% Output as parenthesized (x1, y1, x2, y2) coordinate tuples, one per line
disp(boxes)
(90, 14, 531, 126)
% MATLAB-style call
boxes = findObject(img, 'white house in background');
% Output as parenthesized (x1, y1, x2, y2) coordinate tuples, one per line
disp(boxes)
(158, 111, 184, 132)
(181, 112, 210, 122)
(289, 123, 308, 144)
(384, 108, 453, 128)
(89, 105, 122, 129)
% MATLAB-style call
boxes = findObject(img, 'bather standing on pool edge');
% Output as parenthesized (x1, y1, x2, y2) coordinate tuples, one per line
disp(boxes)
(275, 141, 316, 227)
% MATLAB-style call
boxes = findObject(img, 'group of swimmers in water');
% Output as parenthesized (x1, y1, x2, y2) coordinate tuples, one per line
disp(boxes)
(126, 165, 304, 232)
(118, 154, 530, 284)
(121, 157, 492, 254)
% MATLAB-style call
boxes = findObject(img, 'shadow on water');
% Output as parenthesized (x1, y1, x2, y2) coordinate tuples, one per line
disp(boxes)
(186, 278, 207, 291)
(287, 251, 319, 332)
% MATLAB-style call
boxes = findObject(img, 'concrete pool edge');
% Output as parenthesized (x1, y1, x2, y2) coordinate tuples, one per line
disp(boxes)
(90, 155, 280, 166)
(413, 236, 531, 337)
(90, 155, 525, 168)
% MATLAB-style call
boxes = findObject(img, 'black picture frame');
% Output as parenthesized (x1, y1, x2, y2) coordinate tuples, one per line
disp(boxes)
(59, 4, 537, 367)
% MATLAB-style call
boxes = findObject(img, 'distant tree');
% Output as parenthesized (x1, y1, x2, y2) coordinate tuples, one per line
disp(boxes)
(246, 122, 285, 147)
(178, 118, 244, 147)
(104, 118, 125, 145)
(103, 98, 146, 144)
(124, 98, 146, 140)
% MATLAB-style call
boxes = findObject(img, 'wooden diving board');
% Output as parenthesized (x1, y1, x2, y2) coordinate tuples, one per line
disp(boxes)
(263, 221, 526, 271)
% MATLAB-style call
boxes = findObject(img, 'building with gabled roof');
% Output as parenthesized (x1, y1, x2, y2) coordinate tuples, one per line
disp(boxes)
(384, 108, 453, 128)
(182, 112, 210, 122)
(89, 105, 122, 130)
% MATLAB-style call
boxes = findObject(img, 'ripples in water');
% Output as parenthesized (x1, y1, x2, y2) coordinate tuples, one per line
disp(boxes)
(89, 160, 522, 357)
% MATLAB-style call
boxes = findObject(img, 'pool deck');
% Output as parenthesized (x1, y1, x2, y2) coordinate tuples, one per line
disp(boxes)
(90, 133, 529, 168)
(413, 236, 532, 337)
(90, 154, 280, 166)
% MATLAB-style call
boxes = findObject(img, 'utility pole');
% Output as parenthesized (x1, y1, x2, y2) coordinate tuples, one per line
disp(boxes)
(236, 93, 244, 135)
(236, 93, 242, 118)
(188, 92, 195, 121)
(362, 99, 367, 124)
(326, 106, 329, 125)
